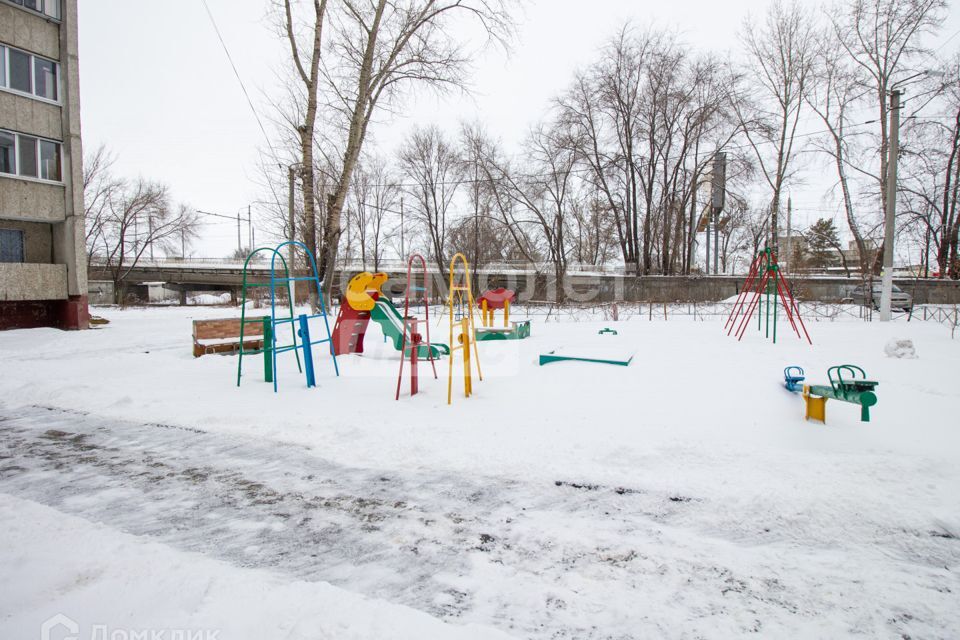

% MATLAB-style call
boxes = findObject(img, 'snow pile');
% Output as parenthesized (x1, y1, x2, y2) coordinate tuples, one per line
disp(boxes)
(884, 337, 918, 359)
(189, 292, 231, 305)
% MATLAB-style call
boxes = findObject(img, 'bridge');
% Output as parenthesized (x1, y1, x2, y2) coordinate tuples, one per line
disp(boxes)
(86, 258, 960, 306)
(86, 258, 550, 304)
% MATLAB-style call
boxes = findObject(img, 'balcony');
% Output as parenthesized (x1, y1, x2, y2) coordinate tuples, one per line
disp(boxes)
(0, 261, 66, 300)
(0, 175, 65, 222)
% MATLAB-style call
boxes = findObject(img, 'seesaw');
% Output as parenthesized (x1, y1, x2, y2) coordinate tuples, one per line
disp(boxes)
(783, 365, 878, 423)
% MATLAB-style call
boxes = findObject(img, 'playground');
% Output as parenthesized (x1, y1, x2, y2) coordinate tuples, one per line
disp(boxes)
(1, 257, 959, 638)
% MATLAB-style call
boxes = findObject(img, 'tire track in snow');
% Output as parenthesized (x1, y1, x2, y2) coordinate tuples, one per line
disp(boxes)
(1, 405, 957, 639)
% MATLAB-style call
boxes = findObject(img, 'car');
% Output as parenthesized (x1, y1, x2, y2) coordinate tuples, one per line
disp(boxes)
(847, 283, 913, 311)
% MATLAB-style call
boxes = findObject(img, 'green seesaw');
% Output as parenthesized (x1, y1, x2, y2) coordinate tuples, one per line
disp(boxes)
(783, 365, 878, 424)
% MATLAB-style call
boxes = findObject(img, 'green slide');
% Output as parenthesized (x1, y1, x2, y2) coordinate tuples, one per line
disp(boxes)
(370, 299, 450, 359)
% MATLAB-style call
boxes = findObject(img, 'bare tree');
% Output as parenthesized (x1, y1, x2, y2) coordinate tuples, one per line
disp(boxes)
(486, 123, 577, 301)
(278, 0, 328, 295)
(82, 145, 122, 265)
(398, 125, 461, 269)
(557, 27, 741, 275)
(807, 33, 877, 275)
(312, 0, 514, 302)
(736, 0, 817, 255)
(347, 155, 398, 270)
(458, 121, 501, 271)
(828, 0, 948, 271)
(87, 179, 198, 304)
(898, 54, 960, 278)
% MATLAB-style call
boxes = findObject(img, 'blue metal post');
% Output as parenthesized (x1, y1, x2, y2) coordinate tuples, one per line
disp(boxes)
(299, 314, 316, 388)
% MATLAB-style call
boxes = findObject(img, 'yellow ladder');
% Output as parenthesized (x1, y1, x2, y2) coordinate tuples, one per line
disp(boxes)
(447, 253, 482, 404)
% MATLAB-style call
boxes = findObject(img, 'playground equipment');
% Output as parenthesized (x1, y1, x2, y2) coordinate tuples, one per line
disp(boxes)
(783, 366, 805, 392)
(236, 241, 339, 392)
(332, 271, 449, 360)
(474, 288, 531, 341)
(540, 345, 635, 367)
(725, 247, 812, 344)
(783, 364, 878, 423)
(395, 254, 440, 400)
(540, 329, 634, 367)
(447, 253, 483, 403)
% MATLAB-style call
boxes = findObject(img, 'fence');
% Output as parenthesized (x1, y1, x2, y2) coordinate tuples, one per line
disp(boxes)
(496, 300, 959, 327)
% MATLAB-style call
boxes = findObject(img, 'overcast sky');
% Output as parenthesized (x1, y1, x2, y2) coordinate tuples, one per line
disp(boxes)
(77, 0, 960, 258)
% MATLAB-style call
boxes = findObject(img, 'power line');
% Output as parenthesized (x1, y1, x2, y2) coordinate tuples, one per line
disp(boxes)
(200, 0, 274, 156)
(932, 27, 960, 54)
(200, 0, 286, 216)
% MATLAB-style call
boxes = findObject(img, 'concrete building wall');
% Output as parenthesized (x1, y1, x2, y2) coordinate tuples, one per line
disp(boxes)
(0, 91, 62, 139)
(0, 220, 53, 262)
(0, 179, 66, 222)
(0, 262, 67, 300)
(0, 3, 59, 58)
(58, 0, 85, 300)
(0, 0, 87, 330)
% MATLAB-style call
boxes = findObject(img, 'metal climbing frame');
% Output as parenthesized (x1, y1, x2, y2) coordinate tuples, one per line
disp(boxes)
(395, 253, 438, 400)
(447, 252, 482, 404)
(236, 241, 339, 392)
(724, 247, 811, 345)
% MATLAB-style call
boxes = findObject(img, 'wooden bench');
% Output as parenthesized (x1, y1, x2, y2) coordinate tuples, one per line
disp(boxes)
(192, 316, 268, 358)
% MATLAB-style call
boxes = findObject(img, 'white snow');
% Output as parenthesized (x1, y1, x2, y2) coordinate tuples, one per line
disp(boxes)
(1, 304, 959, 638)
(0, 495, 511, 640)
(885, 337, 918, 359)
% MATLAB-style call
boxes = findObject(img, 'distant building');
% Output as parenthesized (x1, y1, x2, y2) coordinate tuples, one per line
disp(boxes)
(778, 234, 880, 275)
(0, 0, 87, 329)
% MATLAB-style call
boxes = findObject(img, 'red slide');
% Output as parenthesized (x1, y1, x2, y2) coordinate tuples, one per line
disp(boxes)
(332, 292, 380, 355)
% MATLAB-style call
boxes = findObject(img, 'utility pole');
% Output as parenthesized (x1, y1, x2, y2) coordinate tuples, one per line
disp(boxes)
(236, 211, 241, 255)
(400, 196, 405, 259)
(248, 205, 252, 249)
(710, 152, 727, 275)
(288, 165, 297, 305)
(880, 89, 901, 322)
(713, 207, 720, 275)
(705, 216, 711, 275)
(785, 196, 792, 273)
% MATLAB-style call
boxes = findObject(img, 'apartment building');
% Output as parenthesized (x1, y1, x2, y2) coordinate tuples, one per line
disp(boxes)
(0, 0, 87, 330)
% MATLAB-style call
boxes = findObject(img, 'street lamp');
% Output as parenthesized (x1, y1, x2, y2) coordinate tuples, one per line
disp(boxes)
(880, 70, 944, 321)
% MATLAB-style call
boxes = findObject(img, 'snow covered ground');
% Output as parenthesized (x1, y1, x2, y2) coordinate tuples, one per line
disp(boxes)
(1, 304, 958, 639)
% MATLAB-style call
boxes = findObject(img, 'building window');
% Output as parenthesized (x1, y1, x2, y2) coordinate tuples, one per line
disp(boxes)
(0, 229, 25, 263)
(43, 0, 60, 19)
(39, 139, 60, 180)
(0, 45, 60, 103)
(4, 0, 59, 20)
(0, 129, 61, 181)
(0, 131, 13, 175)
(8, 48, 32, 94)
(18, 135, 37, 178)
(33, 57, 57, 101)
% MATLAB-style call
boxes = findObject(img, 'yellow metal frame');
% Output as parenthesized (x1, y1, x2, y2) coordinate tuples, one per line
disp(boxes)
(802, 385, 827, 423)
(447, 253, 482, 403)
(480, 298, 510, 328)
